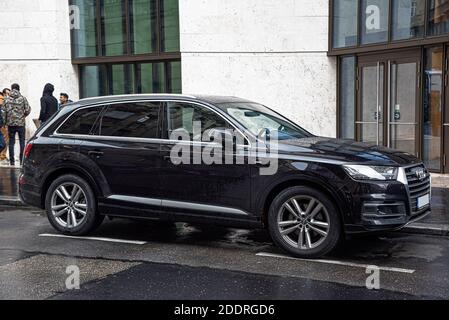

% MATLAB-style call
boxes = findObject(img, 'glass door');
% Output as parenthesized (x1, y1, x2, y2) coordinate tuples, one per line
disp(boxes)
(388, 58, 420, 156)
(356, 61, 384, 146)
(424, 47, 444, 172)
(444, 46, 449, 173)
(357, 51, 421, 157)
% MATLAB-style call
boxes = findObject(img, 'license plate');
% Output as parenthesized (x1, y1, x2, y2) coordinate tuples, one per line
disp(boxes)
(417, 194, 430, 209)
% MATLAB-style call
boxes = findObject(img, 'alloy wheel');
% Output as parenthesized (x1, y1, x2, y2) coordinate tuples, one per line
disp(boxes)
(277, 196, 330, 250)
(51, 183, 88, 229)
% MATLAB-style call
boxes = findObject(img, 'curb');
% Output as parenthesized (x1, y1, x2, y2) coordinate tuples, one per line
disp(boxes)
(401, 223, 449, 237)
(0, 196, 27, 208)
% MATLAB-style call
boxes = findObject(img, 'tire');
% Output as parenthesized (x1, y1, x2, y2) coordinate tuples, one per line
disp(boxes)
(268, 186, 342, 259)
(45, 174, 104, 236)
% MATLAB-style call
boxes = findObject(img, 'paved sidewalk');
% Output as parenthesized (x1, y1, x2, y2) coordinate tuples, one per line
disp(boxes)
(0, 168, 20, 206)
(0, 168, 448, 236)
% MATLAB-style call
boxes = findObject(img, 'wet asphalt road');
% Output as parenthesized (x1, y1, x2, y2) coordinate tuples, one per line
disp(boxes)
(0, 206, 448, 300)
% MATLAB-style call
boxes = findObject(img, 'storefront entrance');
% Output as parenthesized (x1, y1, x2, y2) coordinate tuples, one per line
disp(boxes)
(444, 46, 449, 173)
(342, 45, 449, 173)
(357, 50, 421, 158)
(331, 0, 449, 173)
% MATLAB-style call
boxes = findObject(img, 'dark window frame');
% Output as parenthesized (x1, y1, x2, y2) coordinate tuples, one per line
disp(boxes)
(78, 60, 181, 97)
(69, 0, 180, 61)
(337, 55, 358, 139)
(70, 0, 181, 98)
(329, 0, 449, 56)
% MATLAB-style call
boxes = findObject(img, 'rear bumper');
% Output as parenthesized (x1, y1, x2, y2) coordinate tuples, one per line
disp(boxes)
(18, 174, 42, 209)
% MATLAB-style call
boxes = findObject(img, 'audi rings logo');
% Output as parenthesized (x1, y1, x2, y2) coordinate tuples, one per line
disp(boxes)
(414, 169, 427, 181)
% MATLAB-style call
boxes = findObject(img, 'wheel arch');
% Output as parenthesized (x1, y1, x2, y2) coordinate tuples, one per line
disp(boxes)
(40, 166, 103, 209)
(259, 178, 348, 230)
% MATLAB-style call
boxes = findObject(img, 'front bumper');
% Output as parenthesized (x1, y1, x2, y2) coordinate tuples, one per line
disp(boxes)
(341, 178, 431, 234)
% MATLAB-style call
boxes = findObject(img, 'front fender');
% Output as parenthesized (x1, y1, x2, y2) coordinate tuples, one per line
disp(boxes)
(253, 161, 351, 224)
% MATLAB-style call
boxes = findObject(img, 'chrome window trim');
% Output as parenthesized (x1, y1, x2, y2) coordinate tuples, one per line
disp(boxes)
(53, 133, 222, 148)
(107, 195, 249, 216)
(53, 99, 252, 147)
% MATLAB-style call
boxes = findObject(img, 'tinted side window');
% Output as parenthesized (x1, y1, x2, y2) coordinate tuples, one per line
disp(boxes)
(58, 107, 102, 135)
(100, 102, 161, 138)
(167, 102, 230, 140)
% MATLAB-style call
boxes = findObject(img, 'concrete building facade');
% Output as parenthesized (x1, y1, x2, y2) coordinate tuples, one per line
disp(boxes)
(0, 0, 336, 138)
(179, 0, 337, 137)
(2, 0, 449, 173)
(0, 0, 78, 135)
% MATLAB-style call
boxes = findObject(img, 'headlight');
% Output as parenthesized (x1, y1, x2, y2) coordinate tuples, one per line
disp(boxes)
(343, 165, 398, 181)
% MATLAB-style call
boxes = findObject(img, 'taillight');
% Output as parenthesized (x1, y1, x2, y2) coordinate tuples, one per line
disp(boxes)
(24, 143, 33, 158)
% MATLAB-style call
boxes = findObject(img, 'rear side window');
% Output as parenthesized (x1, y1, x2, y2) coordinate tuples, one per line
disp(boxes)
(58, 107, 102, 135)
(99, 102, 161, 139)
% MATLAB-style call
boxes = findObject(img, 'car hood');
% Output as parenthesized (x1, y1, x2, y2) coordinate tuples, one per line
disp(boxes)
(274, 137, 421, 166)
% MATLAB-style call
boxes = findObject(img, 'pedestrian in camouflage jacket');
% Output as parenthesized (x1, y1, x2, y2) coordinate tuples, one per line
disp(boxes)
(2, 88, 31, 127)
(2, 84, 31, 166)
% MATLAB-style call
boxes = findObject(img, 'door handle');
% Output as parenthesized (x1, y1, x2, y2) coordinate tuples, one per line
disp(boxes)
(88, 151, 104, 159)
(444, 124, 449, 127)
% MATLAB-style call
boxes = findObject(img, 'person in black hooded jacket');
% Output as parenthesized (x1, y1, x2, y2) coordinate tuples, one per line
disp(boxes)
(39, 83, 58, 124)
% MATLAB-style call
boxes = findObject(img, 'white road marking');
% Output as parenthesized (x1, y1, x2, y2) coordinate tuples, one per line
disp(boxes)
(256, 252, 416, 274)
(39, 234, 147, 245)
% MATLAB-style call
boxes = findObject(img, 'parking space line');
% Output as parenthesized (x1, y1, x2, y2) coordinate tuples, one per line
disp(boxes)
(39, 234, 147, 245)
(256, 252, 416, 274)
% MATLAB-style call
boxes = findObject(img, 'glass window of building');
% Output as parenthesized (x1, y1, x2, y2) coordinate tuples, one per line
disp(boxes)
(423, 47, 444, 171)
(339, 57, 356, 139)
(72, 1, 182, 98)
(79, 61, 181, 98)
(71, 0, 98, 58)
(129, 0, 157, 54)
(111, 64, 135, 95)
(428, 0, 449, 36)
(80, 65, 108, 98)
(101, 0, 127, 56)
(168, 61, 182, 93)
(136, 62, 166, 93)
(332, 0, 358, 48)
(161, 0, 180, 52)
(361, 0, 390, 44)
(392, 0, 425, 40)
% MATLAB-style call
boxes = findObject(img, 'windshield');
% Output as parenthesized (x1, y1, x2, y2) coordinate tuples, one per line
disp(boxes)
(217, 102, 313, 140)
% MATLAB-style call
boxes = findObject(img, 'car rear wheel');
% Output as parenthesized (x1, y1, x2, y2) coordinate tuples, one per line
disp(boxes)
(268, 186, 342, 259)
(45, 174, 104, 235)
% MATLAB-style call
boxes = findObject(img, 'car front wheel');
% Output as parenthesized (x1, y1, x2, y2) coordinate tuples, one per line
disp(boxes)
(268, 186, 342, 259)
(45, 174, 104, 235)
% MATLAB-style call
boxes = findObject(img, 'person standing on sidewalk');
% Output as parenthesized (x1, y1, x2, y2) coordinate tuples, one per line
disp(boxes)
(2, 83, 31, 167)
(0, 93, 6, 157)
(0, 89, 11, 165)
(3, 88, 11, 97)
(59, 93, 73, 110)
(39, 83, 58, 124)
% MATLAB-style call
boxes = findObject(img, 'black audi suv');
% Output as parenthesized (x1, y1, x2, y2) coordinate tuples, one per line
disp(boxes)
(19, 94, 431, 258)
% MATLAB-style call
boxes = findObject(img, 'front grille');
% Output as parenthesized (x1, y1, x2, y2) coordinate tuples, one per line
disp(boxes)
(405, 165, 431, 215)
